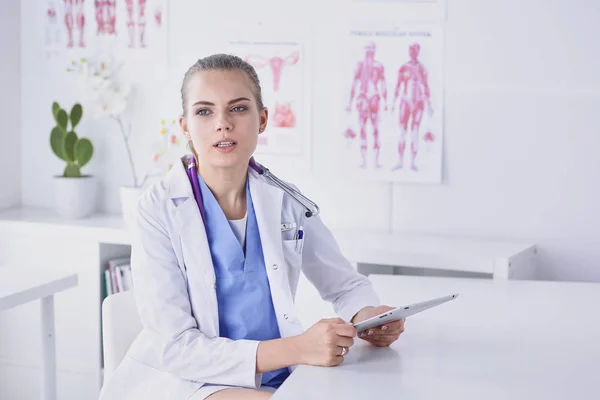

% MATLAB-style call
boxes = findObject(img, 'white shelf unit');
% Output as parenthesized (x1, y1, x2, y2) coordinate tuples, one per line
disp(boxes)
(0, 206, 537, 400)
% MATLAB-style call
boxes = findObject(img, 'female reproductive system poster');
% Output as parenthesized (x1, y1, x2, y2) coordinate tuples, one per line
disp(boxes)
(225, 26, 308, 156)
(337, 23, 444, 183)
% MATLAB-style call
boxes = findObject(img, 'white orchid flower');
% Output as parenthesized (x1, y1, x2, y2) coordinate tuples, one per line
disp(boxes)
(67, 56, 131, 119)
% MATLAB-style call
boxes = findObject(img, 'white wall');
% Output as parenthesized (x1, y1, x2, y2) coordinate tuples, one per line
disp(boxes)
(18, 0, 600, 282)
(0, 0, 21, 208)
(391, 0, 600, 282)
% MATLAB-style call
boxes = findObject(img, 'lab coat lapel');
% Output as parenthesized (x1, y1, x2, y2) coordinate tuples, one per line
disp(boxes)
(248, 171, 284, 267)
(249, 170, 301, 344)
(168, 161, 219, 333)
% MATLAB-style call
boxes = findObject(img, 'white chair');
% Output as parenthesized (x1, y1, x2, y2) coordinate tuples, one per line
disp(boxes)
(101, 290, 142, 384)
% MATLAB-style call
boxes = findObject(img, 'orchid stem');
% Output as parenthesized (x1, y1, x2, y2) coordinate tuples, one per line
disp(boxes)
(114, 116, 138, 188)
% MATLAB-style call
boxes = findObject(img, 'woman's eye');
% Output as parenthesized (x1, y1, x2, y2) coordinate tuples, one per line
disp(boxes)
(231, 106, 247, 112)
(196, 109, 210, 115)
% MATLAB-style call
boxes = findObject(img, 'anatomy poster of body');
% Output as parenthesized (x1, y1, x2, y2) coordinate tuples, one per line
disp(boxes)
(42, 0, 167, 79)
(43, 0, 93, 59)
(338, 24, 443, 183)
(99, 0, 168, 80)
(226, 39, 306, 155)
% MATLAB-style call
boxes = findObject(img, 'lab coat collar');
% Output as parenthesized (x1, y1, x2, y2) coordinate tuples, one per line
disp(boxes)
(165, 155, 284, 261)
(166, 155, 281, 204)
(167, 154, 195, 200)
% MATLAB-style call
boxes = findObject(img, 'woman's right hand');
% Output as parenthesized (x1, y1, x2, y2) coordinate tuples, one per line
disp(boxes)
(294, 318, 356, 367)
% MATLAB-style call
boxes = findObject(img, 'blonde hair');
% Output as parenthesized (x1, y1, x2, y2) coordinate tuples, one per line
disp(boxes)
(180, 53, 264, 117)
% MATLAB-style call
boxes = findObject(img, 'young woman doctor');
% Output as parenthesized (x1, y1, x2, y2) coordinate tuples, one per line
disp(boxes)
(99, 54, 405, 400)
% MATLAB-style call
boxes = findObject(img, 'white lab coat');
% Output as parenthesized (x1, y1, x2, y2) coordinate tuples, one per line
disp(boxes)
(99, 157, 380, 400)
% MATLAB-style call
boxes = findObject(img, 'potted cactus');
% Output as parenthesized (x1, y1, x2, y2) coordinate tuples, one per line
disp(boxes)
(50, 101, 97, 218)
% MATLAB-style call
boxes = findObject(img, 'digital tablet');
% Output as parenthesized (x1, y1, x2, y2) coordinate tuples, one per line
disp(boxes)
(353, 293, 459, 333)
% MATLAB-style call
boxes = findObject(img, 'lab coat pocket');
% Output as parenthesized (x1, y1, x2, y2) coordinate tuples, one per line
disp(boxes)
(282, 239, 304, 269)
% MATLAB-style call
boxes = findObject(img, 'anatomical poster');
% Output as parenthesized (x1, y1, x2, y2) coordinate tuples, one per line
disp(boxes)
(100, 0, 168, 80)
(337, 23, 444, 183)
(42, 0, 168, 79)
(226, 37, 307, 156)
(43, 0, 95, 60)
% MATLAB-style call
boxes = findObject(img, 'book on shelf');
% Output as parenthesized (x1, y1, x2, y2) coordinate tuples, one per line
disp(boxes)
(104, 256, 133, 296)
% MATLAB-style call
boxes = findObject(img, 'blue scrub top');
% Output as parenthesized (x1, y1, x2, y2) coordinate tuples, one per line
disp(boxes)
(198, 172, 290, 388)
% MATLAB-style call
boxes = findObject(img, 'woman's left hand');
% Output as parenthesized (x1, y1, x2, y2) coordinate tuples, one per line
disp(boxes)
(351, 306, 405, 347)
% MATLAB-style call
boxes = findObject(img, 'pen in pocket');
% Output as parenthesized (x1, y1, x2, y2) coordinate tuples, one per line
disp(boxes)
(295, 226, 304, 251)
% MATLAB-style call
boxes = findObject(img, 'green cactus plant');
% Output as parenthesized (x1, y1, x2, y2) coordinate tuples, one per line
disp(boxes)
(50, 101, 94, 177)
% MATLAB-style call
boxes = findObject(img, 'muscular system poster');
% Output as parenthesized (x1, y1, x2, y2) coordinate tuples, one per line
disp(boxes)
(102, 0, 168, 80)
(338, 24, 443, 183)
(42, 0, 168, 80)
(43, 0, 92, 59)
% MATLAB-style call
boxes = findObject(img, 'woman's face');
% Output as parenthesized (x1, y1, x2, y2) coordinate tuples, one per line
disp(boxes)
(180, 69, 268, 169)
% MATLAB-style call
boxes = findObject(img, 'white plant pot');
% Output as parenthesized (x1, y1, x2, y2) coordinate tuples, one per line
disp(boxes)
(120, 186, 144, 230)
(53, 176, 97, 219)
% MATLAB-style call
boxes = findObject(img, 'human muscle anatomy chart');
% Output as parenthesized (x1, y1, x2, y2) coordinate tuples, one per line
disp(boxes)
(43, 0, 94, 62)
(93, 0, 167, 81)
(93, 0, 161, 49)
(228, 39, 306, 155)
(125, 0, 147, 48)
(345, 42, 388, 169)
(392, 42, 433, 171)
(64, 0, 86, 48)
(112, 0, 165, 50)
(337, 24, 444, 183)
(94, 0, 116, 36)
(42, 0, 166, 77)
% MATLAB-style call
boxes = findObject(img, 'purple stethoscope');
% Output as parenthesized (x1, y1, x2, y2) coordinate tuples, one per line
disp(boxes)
(184, 155, 320, 226)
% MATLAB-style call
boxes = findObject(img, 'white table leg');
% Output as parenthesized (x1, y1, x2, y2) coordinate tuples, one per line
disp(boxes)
(41, 295, 57, 400)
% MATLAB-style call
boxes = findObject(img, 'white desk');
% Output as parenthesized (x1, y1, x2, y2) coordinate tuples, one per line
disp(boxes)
(276, 275, 600, 399)
(0, 267, 78, 400)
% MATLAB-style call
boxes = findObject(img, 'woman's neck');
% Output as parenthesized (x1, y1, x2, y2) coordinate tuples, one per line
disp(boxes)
(197, 162, 247, 220)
